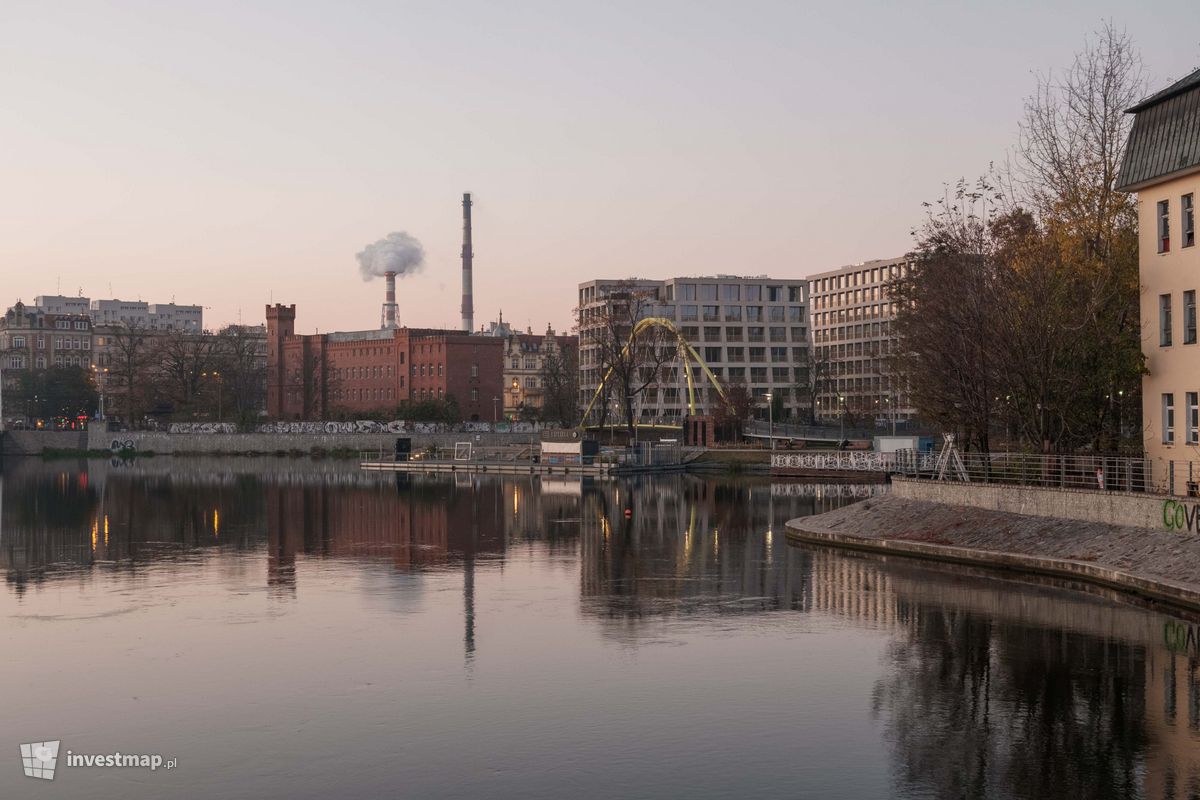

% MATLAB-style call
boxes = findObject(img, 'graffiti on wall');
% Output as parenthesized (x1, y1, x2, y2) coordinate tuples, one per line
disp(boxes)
(166, 421, 543, 435)
(1162, 498, 1200, 533)
(1164, 619, 1199, 657)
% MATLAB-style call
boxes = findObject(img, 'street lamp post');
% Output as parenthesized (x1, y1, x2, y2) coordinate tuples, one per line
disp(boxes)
(765, 391, 774, 450)
(838, 394, 846, 446)
(92, 366, 108, 423)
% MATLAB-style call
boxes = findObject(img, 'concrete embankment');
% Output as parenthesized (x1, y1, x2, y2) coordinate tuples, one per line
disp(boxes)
(786, 491, 1200, 613)
(0, 429, 543, 457)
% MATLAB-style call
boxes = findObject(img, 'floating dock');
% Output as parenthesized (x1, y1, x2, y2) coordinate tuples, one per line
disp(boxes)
(360, 459, 614, 476)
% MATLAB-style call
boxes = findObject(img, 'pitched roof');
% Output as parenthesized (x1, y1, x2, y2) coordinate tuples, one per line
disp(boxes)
(1117, 67, 1200, 191)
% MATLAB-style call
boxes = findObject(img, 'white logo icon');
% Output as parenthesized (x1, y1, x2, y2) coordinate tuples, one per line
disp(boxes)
(20, 740, 60, 780)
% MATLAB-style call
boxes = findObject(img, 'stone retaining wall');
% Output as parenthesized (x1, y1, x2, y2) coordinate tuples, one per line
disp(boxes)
(84, 429, 546, 455)
(2, 429, 550, 456)
(891, 477, 1195, 534)
(0, 430, 86, 456)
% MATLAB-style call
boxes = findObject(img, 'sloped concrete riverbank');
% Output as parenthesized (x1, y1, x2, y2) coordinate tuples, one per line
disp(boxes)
(785, 494, 1200, 613)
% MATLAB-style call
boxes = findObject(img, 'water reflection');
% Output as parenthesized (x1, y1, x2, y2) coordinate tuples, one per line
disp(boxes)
(1, 457, 1197, 799)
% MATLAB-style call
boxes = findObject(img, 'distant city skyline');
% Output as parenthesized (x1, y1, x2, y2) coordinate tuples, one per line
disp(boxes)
(3, 1, 1197, 334)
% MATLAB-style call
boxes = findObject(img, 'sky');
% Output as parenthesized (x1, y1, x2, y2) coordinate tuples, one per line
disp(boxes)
(2, 1, 1197, 335)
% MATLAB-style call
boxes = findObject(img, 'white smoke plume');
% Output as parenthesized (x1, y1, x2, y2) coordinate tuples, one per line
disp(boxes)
(356, 231, 425, 280)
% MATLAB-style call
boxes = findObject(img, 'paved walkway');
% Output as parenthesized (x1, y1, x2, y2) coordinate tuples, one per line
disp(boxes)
(785, 495, 1200, 610)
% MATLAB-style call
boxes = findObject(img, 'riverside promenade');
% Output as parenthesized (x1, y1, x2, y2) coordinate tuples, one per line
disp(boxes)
(786, 489, 1200, 614)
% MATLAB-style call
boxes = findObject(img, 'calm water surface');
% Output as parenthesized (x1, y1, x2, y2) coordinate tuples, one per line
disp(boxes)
(1, 457, 1198, 799)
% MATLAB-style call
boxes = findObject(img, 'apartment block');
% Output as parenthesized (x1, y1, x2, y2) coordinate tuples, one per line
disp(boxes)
(577, 276, 809, 423)
(807, 257, 914, 426)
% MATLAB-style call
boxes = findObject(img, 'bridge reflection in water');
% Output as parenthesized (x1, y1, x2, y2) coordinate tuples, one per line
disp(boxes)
(0, 458, 1197, 799)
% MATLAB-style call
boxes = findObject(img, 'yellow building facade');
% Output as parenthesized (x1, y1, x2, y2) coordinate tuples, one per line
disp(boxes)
(1117, 69, 1200, 484)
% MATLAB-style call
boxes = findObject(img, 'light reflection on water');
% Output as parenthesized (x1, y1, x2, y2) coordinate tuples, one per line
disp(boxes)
(0, 457, 1196, 800)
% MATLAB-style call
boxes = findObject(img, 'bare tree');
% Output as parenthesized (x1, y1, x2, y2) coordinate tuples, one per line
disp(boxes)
(794, 346, 833, 425)
(580, 281, 676, 435)
(893, 179, 1005, 452)
(150, 330, 218, 418)
(540, 342, 579, 427)
(103, 321, 152, 426)
(213, 324, 267, 424)
(1011, 22, 1145, 450)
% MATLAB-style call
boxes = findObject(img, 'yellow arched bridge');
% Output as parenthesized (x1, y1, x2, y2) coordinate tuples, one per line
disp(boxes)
(580, 317, 727, 428)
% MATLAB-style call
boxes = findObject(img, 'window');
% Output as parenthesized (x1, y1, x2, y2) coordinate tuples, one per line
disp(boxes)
(703, 326, 721, 341)
(1185, 194, 1195, 248)
(678, 284, 697, 301)
(1164, 393, 1176, 444)
(746, 306, 763, 322)
(1161, 294, 1173, 346)
(680, 305, 698, 321)
(11, 336, 24, 348)
(788, 286, 803, 302)
(720, 284, 740, 301)
(1189, 392, 1199, 445)
(699, 284, 717, 301)
(723, 305, 742, 322)
(702, 305, 719, 321)
(1159, 199, 1170, 253)
(745, 285, 762, 302)
(766, 286, 783, 302)
(470, 363, 478, 377)
(1187, 290, 1197, 345)
(704, 347, 722, 363)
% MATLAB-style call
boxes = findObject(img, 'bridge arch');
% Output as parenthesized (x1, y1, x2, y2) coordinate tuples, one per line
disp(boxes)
(581, 317, 727, 426)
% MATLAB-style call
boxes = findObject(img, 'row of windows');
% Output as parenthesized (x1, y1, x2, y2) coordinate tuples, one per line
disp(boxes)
(812, 263, 907, 294)
(1157, 193, 1196, 253)
(2, 356, 96, 371)
(1159, 290, 1198, 347)
(813, 304, 895, 327)
(672, 305, 805, 323)
(1161, 392, 1200, 445)
(666, 284, 804, 303)
(697, 346, 805, 363)
(811, 285, 890, 309)
(335, 365, 394, 380)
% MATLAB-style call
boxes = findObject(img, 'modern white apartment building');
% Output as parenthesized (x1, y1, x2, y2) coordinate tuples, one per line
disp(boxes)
(577, 276, 809, 423)
(1116, 68, 1200, 482)
(32, 296, 203, 332)
(90, 299, 203, 331)
(807, 257, 915, 426)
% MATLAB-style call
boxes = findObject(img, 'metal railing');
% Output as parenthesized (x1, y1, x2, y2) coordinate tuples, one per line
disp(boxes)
(894, 450, 1153, 494)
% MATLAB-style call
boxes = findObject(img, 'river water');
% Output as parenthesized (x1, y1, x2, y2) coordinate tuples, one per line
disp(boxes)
(1, 457, 1197, 799)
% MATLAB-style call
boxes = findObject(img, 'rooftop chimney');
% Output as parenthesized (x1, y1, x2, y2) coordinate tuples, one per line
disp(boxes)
(461, 192, 474, 333)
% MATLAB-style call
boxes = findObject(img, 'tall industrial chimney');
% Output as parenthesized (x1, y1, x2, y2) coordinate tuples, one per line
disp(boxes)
(382, 271, 398, 329)
(461, 192, 474, 333)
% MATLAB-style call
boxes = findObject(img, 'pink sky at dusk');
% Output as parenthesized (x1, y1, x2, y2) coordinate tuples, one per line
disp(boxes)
(2, 1, 1196, 335)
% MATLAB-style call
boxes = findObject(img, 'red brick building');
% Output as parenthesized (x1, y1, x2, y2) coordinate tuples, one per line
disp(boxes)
(266, 304, 503, 420)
